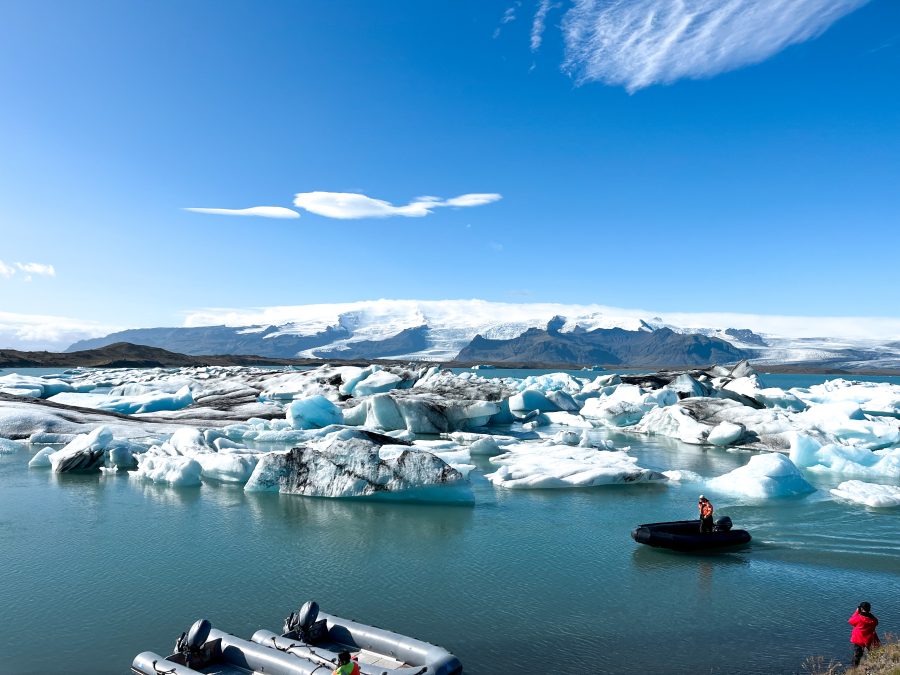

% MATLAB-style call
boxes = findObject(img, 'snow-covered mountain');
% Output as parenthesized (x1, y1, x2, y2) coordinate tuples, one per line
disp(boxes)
(67, 299, 900, 369)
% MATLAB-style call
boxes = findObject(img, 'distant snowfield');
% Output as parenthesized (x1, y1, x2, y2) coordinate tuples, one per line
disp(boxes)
(179, 299, 900, 364)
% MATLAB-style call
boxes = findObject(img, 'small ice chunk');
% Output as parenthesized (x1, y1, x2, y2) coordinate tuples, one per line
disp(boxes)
(28, 446, 55, 467)
(131, 455, 202, 486)
(707, 422, 745, 447)
(662, 469, 703, 482)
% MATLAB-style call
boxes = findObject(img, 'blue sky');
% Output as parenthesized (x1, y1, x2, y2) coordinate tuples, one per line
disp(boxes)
(1, 0, 898, 347)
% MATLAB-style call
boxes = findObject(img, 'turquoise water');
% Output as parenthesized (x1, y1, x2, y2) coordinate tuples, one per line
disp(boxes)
(1, 371, 899, 674)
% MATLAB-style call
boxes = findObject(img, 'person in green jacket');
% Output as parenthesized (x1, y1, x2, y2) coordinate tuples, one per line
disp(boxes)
(333, 651, 360, 675)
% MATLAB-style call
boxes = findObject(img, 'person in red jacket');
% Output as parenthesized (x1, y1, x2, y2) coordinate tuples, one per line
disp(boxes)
(848, 601, 880, 667)
(698, 495, 714, 533)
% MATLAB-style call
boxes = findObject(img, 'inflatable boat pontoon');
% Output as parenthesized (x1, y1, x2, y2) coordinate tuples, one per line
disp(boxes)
(631, 517, 751, 552)
(131, 601, 463, 675)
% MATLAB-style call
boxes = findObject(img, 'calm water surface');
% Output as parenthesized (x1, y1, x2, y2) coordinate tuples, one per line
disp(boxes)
(1, 370, 898, 674)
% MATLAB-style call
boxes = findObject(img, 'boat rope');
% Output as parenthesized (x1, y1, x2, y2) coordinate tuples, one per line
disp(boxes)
(150, 660, 176, 675)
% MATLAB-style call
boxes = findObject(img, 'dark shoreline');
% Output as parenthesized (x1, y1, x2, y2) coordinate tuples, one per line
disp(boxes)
(2, 342, 900, 376)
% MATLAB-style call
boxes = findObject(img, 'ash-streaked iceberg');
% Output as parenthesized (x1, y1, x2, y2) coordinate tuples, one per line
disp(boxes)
(244, 429, 473, 503)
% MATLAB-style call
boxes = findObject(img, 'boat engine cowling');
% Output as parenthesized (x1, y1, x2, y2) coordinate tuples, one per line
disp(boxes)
(714, 516, 733, 532)
(284, 601, 319, 637)
(174, 618, 212, 667)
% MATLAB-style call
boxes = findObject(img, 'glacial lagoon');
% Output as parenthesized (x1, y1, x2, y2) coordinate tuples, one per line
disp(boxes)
(0, 368, 898, 674)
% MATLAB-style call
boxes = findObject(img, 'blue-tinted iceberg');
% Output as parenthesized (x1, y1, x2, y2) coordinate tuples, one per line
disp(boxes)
(706, 452, 814, 498)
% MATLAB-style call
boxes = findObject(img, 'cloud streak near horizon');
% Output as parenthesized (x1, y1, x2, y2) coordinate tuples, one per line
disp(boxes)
(184, 206, 300, 219)
(184, 192, 501, 221)
(542, 0, 869, 91)
(0, 259, 56, 280)
(292, 191, 502, 219)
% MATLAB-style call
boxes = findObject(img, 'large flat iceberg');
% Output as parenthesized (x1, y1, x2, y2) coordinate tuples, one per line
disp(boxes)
(485, 443, 666, 489)
(830, 480, 900, 508)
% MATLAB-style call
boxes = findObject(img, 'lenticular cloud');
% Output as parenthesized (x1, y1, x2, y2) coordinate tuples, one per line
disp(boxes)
(559, 0, 869, 92)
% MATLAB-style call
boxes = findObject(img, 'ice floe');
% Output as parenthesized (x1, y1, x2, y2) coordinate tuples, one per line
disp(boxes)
(485, 443, 666, 489)
(830, 480, 900, 508)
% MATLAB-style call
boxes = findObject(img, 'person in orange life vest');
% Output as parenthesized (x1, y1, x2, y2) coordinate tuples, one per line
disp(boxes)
(849, 601, 880, 667)
(698, 495, 714, 533)
(333, 651, 360, 675)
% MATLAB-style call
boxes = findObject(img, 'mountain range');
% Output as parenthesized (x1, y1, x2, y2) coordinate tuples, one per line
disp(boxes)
(64, 300, 900, 370)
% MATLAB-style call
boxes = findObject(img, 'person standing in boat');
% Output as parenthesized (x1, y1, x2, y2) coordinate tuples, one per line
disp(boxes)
(698, 495, 714, 533)
(334, 651, 361, 675)
(849, 602, 880, 667)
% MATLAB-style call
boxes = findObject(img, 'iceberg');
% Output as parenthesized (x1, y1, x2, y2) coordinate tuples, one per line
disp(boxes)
(485, 443, 667, 489)
(244, 429, 473, 503)
(830, 480, 900, 508)
(28, 446, 55, 468)
(131, 455, 203, 486)
(49, 426, 114, 473)
(581, 384, 677, 427)
(353, 370, 403, 397)
(49, 385, 194, 415)
(0, 437, 24, 454)
(286, 395, 343, 430)
(789, 433, 900, 479)
(706, 453, 814, 498)
(795, 379, 900, 417)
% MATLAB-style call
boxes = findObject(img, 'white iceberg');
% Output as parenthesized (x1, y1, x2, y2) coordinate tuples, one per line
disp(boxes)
(706, 452, 814, 498)
(830, 480, 900, 508)
(131, 455, 203, 486)
(485, 443, 667, 489)
(28, 446, 56, 467)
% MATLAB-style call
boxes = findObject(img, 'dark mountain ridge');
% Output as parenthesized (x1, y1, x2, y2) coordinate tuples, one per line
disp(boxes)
(457, 325, 753, 367)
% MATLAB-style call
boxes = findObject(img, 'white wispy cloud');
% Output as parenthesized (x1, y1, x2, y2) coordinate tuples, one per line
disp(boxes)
(15, 262, 56, 277)
(0, 259, 56, 280)
(494, 2, 521, 39)
(553, 0, 870, 91)
(0, 311, 120, 350)
(292, 191, 502, 219)
(184, 206, 300, 219)
(531, 0, 557, 51)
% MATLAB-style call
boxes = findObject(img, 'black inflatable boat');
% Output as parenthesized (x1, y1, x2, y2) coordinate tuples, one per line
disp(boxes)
(631, 517, 751, 552)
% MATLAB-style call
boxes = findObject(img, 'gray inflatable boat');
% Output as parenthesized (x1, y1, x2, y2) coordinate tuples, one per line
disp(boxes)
(131, 601, 463, 675)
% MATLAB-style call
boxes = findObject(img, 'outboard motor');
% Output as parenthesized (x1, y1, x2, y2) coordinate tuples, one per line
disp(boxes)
(174, 619, 212, 668)
(284, 601, 319, 640)
(714, 516, 733, 532)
